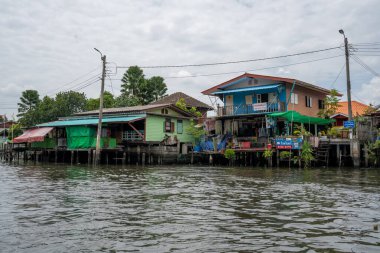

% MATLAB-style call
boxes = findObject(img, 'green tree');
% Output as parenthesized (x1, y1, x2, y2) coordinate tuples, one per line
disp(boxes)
(17, 90, 40, 117)
(144, 76, 167, 102)
(175, 98, 202, 117)
(318, 89, 341, 118)
(55, 91, 87, 116)
(86, 91, 115, 111)
(120, 66, 168, 105)
(121, 66, 145, 97)
(37, 96, 56, 123)
(114, 94, 141, 107)
(7, 123, 22, 140)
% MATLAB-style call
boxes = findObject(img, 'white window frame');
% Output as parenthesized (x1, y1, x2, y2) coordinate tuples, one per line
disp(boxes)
(305, 96, 313, 108)
(290, 93, 298, 104)
(256, 94, 262, 103)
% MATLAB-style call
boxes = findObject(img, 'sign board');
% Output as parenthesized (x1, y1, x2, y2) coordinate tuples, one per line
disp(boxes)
(343, 120, 355, 129)
(275, 137, 303, 150)
(253, 102, 267, 111)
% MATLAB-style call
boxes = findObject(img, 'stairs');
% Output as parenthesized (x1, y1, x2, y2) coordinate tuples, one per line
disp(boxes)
(315, 140, 330, 166)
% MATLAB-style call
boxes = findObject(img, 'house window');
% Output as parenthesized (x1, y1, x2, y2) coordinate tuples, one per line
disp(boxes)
(305, 96, 313, 108)
(161, 108, 169, 114)
(257, 93, 268, 103)
(290, 93, 298, 104)
(318, 99, 325, 109)
(177, 120, 183, 134)
(164, 118, 174, 133)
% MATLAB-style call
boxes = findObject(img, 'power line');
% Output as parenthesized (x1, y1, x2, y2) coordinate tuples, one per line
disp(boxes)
(351, 54, 380, 77)
(330, 63, 346, 88)
(116, 46, 342, 69)
(162, 54, 343, 79)
(72, 78, 100, 92)
(45, 66, 100, 95)
(49, 74, 101, 95)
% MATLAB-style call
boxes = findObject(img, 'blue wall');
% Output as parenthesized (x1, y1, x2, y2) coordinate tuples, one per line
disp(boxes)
(222, 84, 286, 114)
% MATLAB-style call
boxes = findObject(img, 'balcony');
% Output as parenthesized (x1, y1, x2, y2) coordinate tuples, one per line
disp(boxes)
(217, 102, 285, 117)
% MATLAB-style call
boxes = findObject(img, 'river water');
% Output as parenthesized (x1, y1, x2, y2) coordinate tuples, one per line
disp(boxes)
(0, 162, 379, 253)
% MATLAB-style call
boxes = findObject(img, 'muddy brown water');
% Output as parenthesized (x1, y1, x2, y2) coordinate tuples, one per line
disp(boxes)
(0, 162, 379, 252)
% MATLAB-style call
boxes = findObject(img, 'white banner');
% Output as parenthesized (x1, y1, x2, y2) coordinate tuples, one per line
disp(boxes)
(253, 102, 267, 111)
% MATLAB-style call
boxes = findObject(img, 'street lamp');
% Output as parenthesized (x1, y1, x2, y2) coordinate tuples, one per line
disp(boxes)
(93, 48, 106, 165)
(339, 29, 353, 121)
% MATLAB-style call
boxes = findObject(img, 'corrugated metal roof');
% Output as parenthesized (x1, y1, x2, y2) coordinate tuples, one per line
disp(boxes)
(150, 92, 213, 110)
(211, 84, 280, 95)
(74, 104, 171, 116)
(37, 115, 145, 127)
(202, 73, 337, 96)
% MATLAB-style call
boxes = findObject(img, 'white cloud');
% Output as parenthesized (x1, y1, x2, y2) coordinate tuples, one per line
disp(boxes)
(0, 0, 380, 116)
(357, 77, 380, 105)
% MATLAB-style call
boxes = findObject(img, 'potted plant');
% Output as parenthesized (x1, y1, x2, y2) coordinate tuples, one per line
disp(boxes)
(263, 148, 273, 167)
(224, 149, 236, 166)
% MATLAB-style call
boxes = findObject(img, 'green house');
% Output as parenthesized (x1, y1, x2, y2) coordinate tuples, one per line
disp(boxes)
(36, 103, 197, 149)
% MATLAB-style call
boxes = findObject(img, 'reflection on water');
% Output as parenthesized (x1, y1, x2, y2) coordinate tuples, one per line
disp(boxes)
(0, 162, 379, 252)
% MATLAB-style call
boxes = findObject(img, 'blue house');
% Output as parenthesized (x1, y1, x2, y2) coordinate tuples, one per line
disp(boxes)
(202, 73, 335, 139)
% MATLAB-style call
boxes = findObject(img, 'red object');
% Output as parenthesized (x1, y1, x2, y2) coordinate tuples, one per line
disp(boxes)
(240, 142, 251, 149)
(267, 143, 272, 149)
(13, 127, 54, 143)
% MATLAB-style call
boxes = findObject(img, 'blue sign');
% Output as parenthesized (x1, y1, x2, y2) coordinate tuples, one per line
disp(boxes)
(275, 138, 303, 150)
(343, 120, 355, 129)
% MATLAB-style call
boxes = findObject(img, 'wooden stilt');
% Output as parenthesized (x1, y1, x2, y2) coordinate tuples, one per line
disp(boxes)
(71, 150, 74, 165)
(122, 152, 126, 165)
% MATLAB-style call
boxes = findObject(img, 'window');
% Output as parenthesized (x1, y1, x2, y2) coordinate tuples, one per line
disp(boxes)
(257, 93, 268, 103)
(305, 96, 313, 108)
(177, 120, 183, 134)
(164, 118, 174, 133)
(161, 108, 169, 114)
(318, 99, 325, 109)
(290, 93, 298, 104)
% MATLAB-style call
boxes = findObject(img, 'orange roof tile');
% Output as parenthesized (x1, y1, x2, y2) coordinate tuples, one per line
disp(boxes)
(336, 101, 370, 116)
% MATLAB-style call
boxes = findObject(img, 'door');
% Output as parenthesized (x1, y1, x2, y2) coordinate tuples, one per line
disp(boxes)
(225, 95, 233, 115)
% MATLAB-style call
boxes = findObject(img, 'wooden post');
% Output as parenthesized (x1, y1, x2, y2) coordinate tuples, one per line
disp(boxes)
(106, 152, 109, 165)
(364, 144, 369, 167)
(276, 149, 280, 167)
(122, 152, 126, 166)
(88, 150, 91, 164)
(127, 146, 131, 164)
(71, 150, 74, 165)
(76, 150, 79, 164)
(137, 145, 141, 165)
(142, 152, 146, 166)
(55, 149, 58, 164)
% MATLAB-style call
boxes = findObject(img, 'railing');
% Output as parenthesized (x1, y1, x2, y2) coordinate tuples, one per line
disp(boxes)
(122, 130, 145, 141)
(217, 102, 285, 117)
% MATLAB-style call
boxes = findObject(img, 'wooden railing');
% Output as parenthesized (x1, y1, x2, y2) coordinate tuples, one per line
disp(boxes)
(217, 102, 285, 117)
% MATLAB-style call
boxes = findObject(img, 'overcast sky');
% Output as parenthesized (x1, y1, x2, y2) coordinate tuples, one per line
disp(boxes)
(1, 0, 380, 118)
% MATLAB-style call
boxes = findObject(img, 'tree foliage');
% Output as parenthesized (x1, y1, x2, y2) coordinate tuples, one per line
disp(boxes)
(17, 90, 40, 118)
(317, 89, 341, 118)
(175, 98, 202, 117)
(120, 66, 167, 105)
(86, 91, 115, 111)
(17, 90, 87, 127)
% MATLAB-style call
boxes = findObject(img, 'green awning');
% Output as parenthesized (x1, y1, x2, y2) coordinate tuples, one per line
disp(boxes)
(268, 111, 334, 125)
(37, 115, 145, 127)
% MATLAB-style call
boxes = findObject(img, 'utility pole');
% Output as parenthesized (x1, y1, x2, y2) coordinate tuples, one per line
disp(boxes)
(339, 29, 353, 121)
(94, 48, 106, 165)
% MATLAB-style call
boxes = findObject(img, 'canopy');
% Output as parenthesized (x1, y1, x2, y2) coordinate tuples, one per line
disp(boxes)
(13, 127, 54, 143)
(37, 115, 145, 127)
(268, 111, 334, 125)
(211, 84, 281, 95)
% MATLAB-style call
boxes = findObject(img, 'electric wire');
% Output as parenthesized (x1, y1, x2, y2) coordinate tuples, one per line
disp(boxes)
(350, 54, 380, 77)
(50, 74, 101, 95)
(116, 46, 342, 69)
(45, 66, 100, 95)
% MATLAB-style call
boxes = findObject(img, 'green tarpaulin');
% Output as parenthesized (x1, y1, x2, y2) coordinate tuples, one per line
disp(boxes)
(268, 111, 334, 125)
(65, 126, 116, 149)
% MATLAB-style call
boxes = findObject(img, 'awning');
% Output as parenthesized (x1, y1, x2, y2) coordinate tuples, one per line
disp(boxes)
(36, 115, 145, 127)
(211, 84, 281, 95)
(268, 111, 335, 125)
(13, 127, 54, 143)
